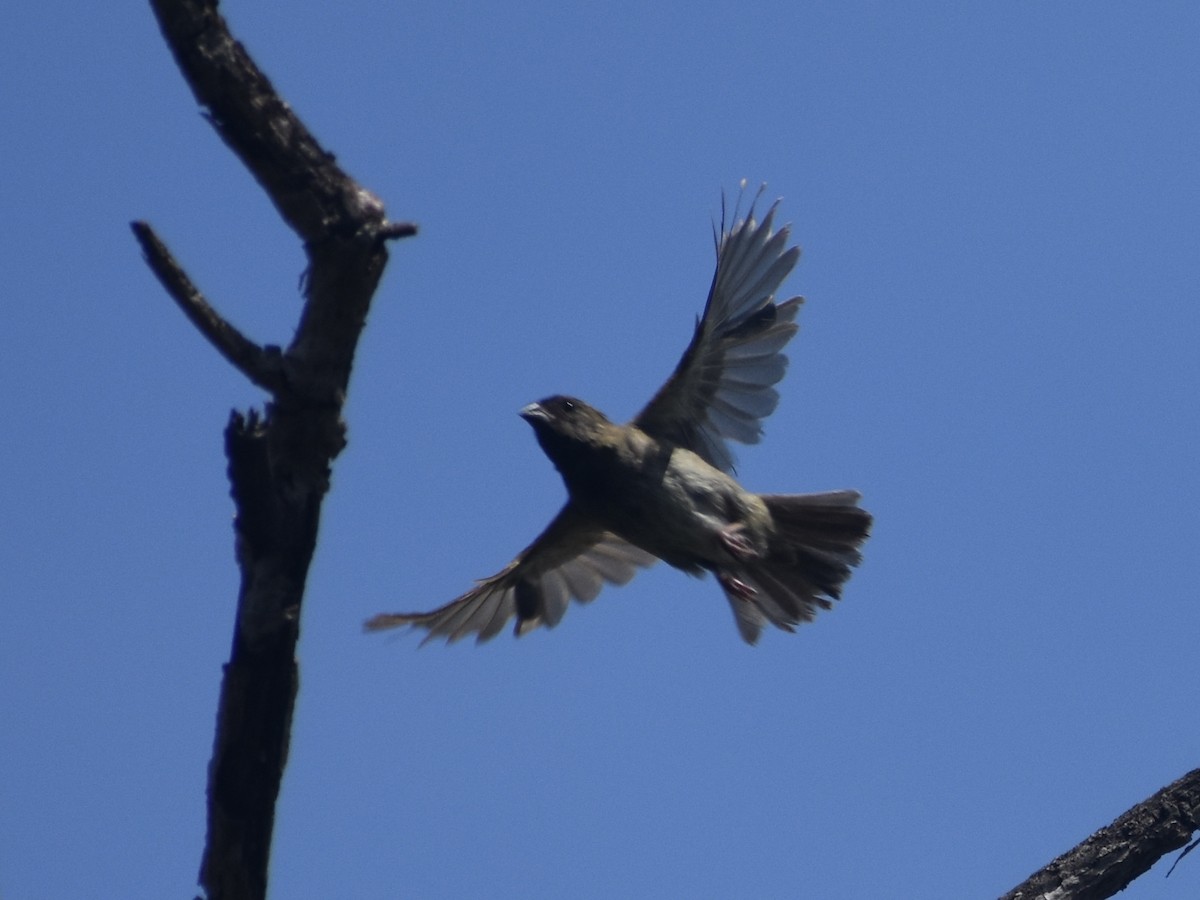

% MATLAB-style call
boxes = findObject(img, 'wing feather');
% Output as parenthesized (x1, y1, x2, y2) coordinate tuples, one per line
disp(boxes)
(365, 503, 656, 644)
(634, 193, 803, 472)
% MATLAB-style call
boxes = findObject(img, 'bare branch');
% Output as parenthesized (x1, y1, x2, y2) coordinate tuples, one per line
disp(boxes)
(131, 221, 285, 393)
(148, 0, 384, 246)
(1001, 768, 1200, 900)
(139, 2, 415, 898)
(380, 220, 420, 241)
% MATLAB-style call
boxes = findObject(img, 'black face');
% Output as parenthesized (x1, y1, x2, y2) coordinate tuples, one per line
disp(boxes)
(520, 394, 611, 454)
(521, 395, 602, 430)
(520, 395, 617, 488)
(537, 395, 584, 421)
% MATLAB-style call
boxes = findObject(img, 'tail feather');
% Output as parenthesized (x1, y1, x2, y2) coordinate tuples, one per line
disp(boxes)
(720, 491, 872, 644)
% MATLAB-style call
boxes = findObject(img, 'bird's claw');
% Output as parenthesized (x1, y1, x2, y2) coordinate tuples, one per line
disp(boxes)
(718, 571, 756, 601)
(718, 523, 758, 561)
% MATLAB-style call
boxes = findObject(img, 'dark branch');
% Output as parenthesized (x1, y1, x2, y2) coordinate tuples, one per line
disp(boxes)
(380, 220, 420, 241)
(148, 0, 386, 246)
(1001, 768, 1200, 900)
(139, 2, 413, 899)
(131, 221, 285, 393)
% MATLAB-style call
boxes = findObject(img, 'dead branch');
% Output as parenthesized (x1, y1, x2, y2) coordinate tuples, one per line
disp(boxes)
(1000, 767, 1200, 900)
(137, 2, 415, 898)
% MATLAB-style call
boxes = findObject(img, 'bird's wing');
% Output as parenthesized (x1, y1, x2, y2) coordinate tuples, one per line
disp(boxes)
(634, 194, 802, 472)
(364, 503, 656, 644)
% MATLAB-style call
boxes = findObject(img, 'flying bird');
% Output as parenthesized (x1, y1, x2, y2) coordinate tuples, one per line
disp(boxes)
(366, 194, 871, 644)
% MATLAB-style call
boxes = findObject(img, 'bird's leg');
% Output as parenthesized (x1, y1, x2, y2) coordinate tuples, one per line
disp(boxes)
(717, 522, 759, 562)
(716, 523, 760, 601)
(717, 570, 757, 601)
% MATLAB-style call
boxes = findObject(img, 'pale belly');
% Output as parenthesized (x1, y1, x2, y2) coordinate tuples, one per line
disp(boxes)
(573, 447, 770, 574)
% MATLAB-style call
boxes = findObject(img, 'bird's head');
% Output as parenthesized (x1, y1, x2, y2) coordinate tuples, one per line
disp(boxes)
(520, 395, 611, 440)
(519, 395, 619, 474)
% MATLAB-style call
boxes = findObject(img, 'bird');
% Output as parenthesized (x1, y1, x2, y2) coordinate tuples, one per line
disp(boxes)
(365, 192, 871, 645)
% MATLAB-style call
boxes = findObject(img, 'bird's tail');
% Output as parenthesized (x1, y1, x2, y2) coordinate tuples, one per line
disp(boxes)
(723, 490, 872, 644)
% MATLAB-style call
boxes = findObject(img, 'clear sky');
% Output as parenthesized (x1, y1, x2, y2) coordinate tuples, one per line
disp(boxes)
(3, 3, 1198, 898)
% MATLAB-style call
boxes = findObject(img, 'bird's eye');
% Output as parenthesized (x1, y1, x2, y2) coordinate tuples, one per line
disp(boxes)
(561, 399, 575, 412)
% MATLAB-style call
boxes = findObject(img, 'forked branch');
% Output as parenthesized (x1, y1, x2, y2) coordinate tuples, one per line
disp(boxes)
(137, 2, 414, 898)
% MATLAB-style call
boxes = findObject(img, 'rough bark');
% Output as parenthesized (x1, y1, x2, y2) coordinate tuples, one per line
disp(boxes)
(134, 3, 415, 898)
(1000, 768, 1200, 900)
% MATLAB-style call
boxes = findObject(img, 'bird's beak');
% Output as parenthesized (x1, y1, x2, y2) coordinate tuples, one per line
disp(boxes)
(519, 402, 550, 424)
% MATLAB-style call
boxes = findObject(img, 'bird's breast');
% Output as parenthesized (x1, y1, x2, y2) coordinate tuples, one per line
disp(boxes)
(565, 444, 768, 573)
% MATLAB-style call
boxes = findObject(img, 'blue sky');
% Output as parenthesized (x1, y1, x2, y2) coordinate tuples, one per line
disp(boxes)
(3, 3, 1198, 898)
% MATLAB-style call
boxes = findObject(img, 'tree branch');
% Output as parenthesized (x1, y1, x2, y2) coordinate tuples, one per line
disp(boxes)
(1001, 767, 1200, 900)
(137, 2, 415, 898)
(131, 221, 286, 393)
(149, 0, 400, 246)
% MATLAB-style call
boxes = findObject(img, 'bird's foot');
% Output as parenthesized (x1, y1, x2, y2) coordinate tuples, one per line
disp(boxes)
(718, 571, 757, 602)
(718, 523, 759, 561)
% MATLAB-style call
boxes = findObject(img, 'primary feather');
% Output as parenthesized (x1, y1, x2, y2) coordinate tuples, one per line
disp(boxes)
(635, 196, 802, 472)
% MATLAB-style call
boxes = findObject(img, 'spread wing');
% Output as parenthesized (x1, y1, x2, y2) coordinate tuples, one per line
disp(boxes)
(364, 503, 656, 644)
(635, 195, 802, 472)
